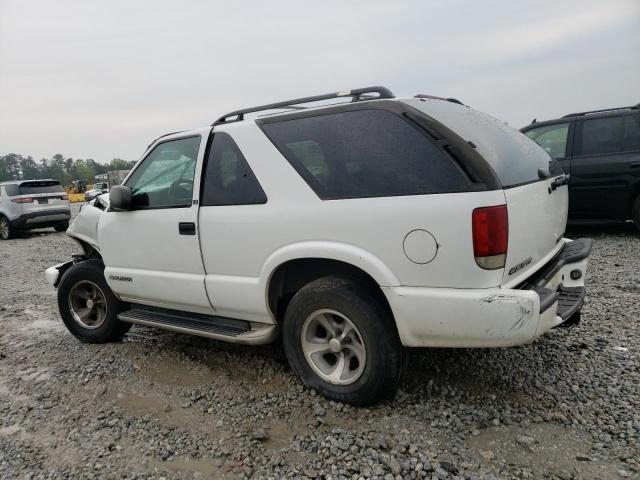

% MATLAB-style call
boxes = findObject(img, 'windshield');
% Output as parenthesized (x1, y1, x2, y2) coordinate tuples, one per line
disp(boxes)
(405, 99, 560, 187)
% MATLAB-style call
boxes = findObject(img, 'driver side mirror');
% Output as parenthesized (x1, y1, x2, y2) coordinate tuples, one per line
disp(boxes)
(109, 185, 132, 211)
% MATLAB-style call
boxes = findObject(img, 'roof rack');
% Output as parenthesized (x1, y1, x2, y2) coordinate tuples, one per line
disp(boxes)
(414, 94, 465, 106)
(562, 103, 639, 118)
(212, 86, 394, 126)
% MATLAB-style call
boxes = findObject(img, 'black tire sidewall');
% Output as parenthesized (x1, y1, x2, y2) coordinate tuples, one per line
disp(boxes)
(54, 221, 70, 232)
(58, 260, 130, 343)
(633, 195, 640, 232)
(282, 276, 402, 405)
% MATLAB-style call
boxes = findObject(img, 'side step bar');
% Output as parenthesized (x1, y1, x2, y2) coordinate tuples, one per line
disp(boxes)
(118, 305, 278, 345)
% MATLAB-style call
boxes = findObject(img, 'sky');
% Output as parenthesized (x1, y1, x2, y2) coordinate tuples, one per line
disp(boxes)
(0, 0, 638, 164)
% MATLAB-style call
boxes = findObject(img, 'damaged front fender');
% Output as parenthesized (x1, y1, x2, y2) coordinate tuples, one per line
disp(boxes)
(66, 199, 106, 255)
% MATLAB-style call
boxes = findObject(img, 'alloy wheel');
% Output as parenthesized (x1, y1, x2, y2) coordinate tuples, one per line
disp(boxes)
(300, 309, 367, 385)
(68, 280, 108, 329)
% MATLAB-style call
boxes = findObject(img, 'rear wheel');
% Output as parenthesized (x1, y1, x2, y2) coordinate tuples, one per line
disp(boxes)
(282, 275, 403, 405)
(54, 221, 69, 232)
(632, 195, 640, 232)
(0, 216, 14, 240)
(58, 260, 131, 343)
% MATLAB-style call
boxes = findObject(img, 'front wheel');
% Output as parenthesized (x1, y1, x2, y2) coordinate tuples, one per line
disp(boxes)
(0, 216, 14, 240)
(57, 259, 131, 343)
(282, 275, 403, 405)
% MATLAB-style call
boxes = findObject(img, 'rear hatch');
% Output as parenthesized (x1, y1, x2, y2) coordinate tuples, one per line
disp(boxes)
(15, 180, 69, 214)
(404, 98, 568, 284)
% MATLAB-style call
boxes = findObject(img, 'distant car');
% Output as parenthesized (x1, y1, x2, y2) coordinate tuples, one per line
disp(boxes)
(0, 179, 71, 239)
(521, 103, 640, 229)
(85, 184, 108, 201)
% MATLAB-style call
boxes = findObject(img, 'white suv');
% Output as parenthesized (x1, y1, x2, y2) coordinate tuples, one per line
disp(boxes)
(46, 87, 592, 404)
(0, 179, 71, 239)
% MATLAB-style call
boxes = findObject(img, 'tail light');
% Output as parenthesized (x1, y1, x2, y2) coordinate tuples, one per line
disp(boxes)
(61, 194, 69, 200)
(11, 197, 34, 203)
(472, 205, 508, 269)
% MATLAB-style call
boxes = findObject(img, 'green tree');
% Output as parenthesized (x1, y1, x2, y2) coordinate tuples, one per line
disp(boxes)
(109, 158, 129, 170)
(0, 154, 22, 181)
(20, 156, 40, 180)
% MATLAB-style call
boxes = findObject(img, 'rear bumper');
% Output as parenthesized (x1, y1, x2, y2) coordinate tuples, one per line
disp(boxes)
(384, 238, 592, 348)
(11, 209, 71, 229)
(522, 238, 592, 321)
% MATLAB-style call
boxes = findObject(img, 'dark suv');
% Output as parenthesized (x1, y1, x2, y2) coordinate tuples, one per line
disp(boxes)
(521, 104, 640, 229)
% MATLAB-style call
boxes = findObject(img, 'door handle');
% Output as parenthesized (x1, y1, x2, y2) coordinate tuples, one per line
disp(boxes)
(178, 222, 196, 235)
(630, 162, 640, 169)
(550, 174, 570, 191)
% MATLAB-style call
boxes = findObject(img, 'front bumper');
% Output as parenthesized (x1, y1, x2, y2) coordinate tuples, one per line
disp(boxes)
(383, 238, 592, 348)
(11, 209, 71, 229)
(45, 260, 74, 288)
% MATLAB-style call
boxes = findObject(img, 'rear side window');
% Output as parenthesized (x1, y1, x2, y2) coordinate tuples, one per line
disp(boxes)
(524, 123, 569, 159)
(260, 109, 467, 200)
(4, 184, 19, 196)
(19, 181, 64, 195)
(201, 132, 267, 206)
(576, 114, 640, 156)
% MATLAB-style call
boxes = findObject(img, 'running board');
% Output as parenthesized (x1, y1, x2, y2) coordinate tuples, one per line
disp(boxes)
(118, 305, 278, 345)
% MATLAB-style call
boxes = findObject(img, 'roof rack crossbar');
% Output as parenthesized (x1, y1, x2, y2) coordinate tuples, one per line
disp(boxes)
(562, 103, 639, 118)
(212, 86, 394, 126)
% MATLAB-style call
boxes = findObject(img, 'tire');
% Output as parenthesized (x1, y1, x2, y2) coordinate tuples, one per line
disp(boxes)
(282, 275, 403, 405)
(632, 195, 640, 232)
(54, 221, 70, 232)
(0, 216, 14, 240)
(57, 259, 131, 343)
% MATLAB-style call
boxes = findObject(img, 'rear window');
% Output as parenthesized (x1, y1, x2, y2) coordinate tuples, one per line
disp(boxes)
(19, 181, 64, 195)
(260, 109, 468, 200)
(408, 99, 557, 187)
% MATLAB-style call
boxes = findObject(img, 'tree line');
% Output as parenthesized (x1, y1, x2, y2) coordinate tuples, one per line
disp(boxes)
(0, 153, 137, 186)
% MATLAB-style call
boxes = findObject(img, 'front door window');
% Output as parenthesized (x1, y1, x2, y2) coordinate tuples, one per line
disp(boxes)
(125, 136, 200, 209)
(524, 123, 569, 159)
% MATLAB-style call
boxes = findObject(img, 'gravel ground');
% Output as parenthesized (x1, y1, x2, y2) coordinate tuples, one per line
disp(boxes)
(0, 204, 639, 479)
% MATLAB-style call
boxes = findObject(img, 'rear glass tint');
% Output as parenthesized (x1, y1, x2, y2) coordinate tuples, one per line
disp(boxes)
(260, 109, 467, 199)
(19, 181, 64, 195)
(408, 99, 557, 187)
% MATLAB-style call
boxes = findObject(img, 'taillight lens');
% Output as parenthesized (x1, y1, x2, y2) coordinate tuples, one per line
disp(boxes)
(11, 197, 34, 203)
(472, 205, 508, 270)
(61, 194, 68, 200)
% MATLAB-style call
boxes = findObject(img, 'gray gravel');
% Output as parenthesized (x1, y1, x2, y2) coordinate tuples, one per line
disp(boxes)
(0, 204, 638, 479)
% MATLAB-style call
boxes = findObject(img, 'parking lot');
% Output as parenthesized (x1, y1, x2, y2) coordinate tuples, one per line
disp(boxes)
(0, 203, 638, 479)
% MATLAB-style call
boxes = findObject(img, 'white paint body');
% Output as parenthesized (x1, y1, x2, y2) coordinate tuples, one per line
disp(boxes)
(59, 98, 588, 347)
